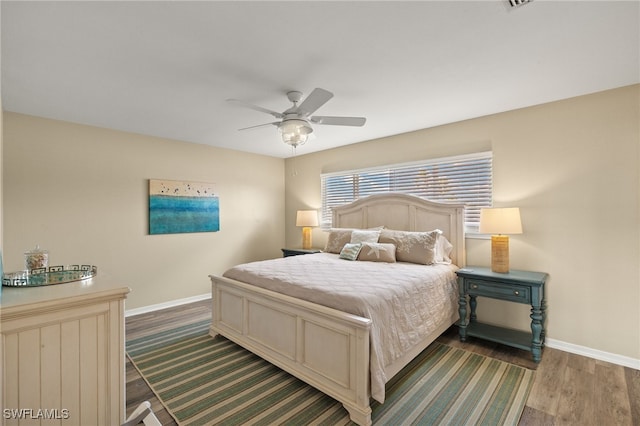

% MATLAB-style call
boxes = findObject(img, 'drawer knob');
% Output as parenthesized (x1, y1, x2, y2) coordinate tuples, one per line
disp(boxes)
(514, 290, 520, 296)
(471, 284, 478, 289)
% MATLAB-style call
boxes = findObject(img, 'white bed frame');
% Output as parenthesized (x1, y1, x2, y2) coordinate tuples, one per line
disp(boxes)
(209, 193, 465, 425)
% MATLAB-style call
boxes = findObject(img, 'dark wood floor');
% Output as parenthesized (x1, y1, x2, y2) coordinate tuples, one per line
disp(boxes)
(126, 299, 639, 425)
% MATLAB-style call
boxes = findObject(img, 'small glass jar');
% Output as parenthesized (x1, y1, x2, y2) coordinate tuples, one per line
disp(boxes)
(25, 245, 49, 270)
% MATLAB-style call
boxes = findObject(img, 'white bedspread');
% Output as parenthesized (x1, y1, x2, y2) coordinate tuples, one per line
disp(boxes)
(222, 252, 459, 403)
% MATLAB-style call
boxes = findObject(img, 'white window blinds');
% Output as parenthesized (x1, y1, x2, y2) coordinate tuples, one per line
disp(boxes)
(320, 152, 493, 231)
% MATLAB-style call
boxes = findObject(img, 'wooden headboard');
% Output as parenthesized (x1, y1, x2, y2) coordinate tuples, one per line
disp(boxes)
(332, 193, 466, 266)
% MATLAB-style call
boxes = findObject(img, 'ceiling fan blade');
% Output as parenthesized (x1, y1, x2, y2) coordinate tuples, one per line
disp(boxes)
(310, 116, 366, 126)
(227, 99, 284, 119)
(238, 122, 279, 131)
(295, 88, 334, 116)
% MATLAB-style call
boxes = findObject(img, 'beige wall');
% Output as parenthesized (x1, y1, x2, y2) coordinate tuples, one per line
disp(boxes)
(284, 85, 640, 361)
(3, 85, 638, 362)
(1, 93, 3, 261)
(3, 113, 285, 309)
(0, 5, 4, 412)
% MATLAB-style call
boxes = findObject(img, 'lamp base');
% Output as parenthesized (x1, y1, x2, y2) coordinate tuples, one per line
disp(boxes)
(491, 235, 510, 273)
(301, 227, 312, 250)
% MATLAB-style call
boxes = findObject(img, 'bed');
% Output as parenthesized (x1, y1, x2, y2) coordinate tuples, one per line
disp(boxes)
(209, 193, 465, 426)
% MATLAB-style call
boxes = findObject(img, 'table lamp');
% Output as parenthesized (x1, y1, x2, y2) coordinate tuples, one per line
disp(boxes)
(296, 210, 319, 250)
(479, 207, 522, 273)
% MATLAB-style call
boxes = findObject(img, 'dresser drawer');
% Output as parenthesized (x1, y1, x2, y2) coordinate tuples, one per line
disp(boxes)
(465, 279, 531, 304)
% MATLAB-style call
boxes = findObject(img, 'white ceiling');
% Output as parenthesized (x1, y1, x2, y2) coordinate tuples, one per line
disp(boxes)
(2, 1, 638, 158)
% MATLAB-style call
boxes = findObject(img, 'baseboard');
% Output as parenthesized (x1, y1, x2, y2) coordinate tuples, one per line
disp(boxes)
(546, 338, 640, 370)
(125, 293, 211, 317)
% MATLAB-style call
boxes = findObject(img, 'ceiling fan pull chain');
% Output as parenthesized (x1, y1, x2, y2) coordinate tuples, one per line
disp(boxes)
(290, 145, 299, 176)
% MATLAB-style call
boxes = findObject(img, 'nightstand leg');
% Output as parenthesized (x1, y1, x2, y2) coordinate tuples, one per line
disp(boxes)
(530, 304, 543, 363)
(469, 295, 477, 322)
(458, 294, 468, 341)
(540, 298, 547, 345)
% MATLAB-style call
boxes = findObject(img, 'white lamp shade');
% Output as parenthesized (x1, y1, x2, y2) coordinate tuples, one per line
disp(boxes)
(296, 210, 319, 227)
(479, 207, 522, 235)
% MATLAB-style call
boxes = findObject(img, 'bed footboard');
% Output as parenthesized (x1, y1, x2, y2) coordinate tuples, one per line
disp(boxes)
(209, 275, 373, 426)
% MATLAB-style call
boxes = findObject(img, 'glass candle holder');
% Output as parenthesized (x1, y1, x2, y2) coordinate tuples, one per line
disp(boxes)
(25, 245, 49, 270)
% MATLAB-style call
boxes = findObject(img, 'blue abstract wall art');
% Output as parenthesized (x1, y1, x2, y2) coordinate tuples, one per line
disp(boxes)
(149, 179, 219, 234)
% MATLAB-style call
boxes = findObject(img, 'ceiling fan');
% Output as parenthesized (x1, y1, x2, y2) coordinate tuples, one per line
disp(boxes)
(227, 88, 366, 147)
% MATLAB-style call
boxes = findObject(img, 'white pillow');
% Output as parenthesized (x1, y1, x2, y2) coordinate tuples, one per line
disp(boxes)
(434, 230, 454, 264)
(324, 226, 384, 254)
(350, 229, 381, 245)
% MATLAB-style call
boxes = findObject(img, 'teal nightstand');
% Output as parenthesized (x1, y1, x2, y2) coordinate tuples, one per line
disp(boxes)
(456, 266, 548, 362)
(281, 248, 321, 257)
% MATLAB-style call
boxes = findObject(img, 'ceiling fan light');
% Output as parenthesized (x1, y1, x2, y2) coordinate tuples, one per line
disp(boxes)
(279, 119, 312, 147)
(283, 133, 308, 147)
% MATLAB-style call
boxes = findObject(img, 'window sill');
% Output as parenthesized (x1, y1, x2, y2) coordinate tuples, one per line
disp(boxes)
(465, 232, 491, 240)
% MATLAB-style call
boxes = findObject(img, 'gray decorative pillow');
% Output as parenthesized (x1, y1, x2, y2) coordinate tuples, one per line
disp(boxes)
(379, 229, 439, 264)
(324, 229, 353, 254)
(339, 243, 363, 261)
(357, 242, 396, 263)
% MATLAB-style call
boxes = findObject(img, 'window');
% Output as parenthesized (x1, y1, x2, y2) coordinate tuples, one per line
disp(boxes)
(320, 152, 493, 232)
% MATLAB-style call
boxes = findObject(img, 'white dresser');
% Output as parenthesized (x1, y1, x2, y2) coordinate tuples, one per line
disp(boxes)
(1, 275, 130, 426)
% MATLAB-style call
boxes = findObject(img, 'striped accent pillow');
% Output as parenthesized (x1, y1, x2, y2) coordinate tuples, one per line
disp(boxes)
(339, 243, 363, 261)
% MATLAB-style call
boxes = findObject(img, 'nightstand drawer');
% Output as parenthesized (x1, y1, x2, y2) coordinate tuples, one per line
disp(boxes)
(466, 279, 531, 304)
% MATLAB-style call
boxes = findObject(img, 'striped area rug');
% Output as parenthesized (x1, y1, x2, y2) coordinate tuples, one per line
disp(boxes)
(127, 320, 534, 425)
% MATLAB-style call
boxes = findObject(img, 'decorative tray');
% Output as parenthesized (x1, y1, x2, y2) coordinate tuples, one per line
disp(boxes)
(2, 265, 97, 287)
